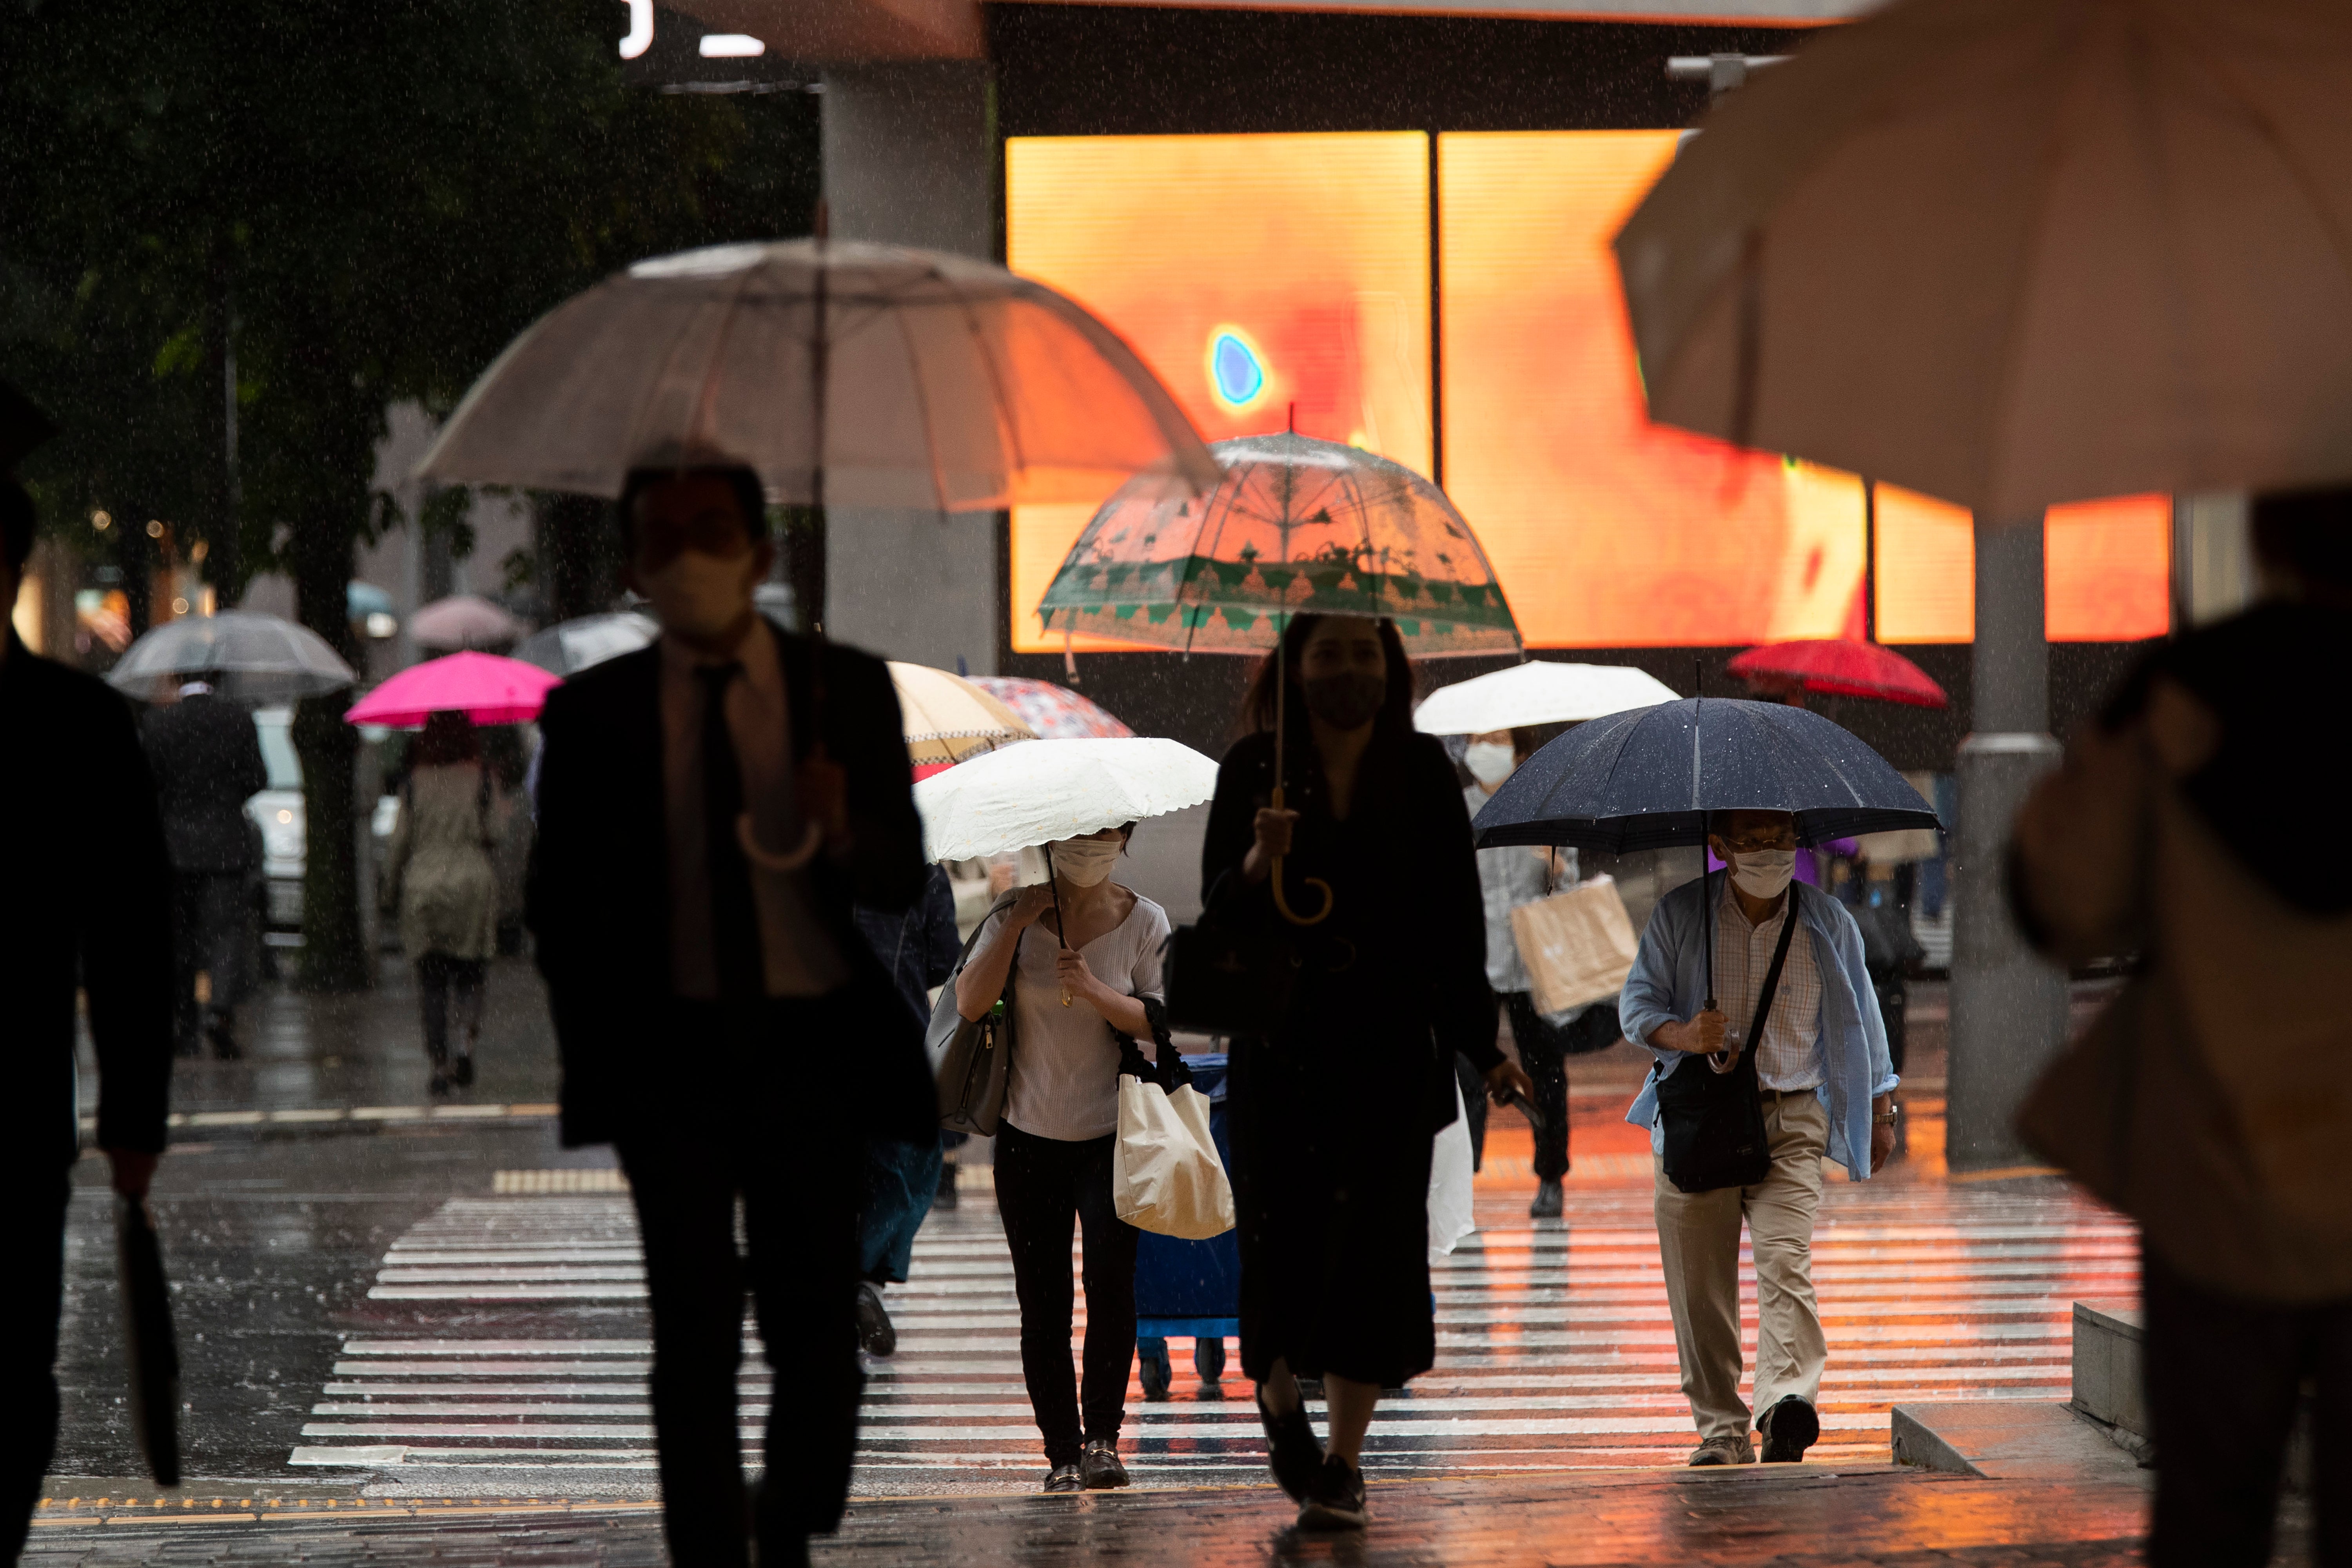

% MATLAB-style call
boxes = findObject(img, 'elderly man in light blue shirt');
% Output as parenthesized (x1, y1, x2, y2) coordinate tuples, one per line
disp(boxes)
(1620, 809, 1899, 1468)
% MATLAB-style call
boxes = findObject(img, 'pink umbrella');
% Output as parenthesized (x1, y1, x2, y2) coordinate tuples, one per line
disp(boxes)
(411, 593, 525, 650)
(344, 651, 561, 729)
(969, 676, 1133, 740)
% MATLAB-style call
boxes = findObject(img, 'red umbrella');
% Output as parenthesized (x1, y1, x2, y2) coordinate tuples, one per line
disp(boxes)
(1728, 639, 1948, 709)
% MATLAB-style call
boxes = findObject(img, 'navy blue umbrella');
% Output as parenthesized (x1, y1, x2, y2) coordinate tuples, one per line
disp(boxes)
(1474, 695, 1938, 1021)
(1472, 697, 1937, 853)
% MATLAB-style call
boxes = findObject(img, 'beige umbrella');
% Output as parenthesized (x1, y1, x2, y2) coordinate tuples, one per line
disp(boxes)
(890, 661, 1036, 769)
(1615, 0, 2352, 518)
(414, 239, 1218, 629)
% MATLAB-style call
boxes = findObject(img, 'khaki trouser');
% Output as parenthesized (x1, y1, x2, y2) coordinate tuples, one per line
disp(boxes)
(1652, 1091, 1829, 1442)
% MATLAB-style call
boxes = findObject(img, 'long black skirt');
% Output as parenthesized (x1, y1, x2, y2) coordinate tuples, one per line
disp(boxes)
(1229, 1018, 1439, 1389)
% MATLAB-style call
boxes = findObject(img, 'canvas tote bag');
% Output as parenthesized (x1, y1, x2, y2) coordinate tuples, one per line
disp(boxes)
(1111, 1049, 1235, 1240)
(1510, 874, 1639, 1016)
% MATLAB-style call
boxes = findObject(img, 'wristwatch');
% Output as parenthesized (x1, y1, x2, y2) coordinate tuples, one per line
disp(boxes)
(1873, 1102, 1901, 1125)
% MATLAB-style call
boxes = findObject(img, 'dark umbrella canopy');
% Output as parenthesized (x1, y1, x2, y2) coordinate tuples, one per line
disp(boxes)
(1473, 697, 1938, 852)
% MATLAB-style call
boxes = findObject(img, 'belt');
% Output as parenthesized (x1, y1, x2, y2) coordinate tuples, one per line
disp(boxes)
(1757, 1086, 1820, 1102)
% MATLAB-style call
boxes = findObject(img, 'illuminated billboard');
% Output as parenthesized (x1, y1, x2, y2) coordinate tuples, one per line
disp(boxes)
(1005, 130, 2171, 652)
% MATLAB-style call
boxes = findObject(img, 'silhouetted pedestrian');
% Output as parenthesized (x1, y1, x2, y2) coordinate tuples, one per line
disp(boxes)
(141, 672, 267, 1058)
(528, 457, 931, 1568)
(382, 710, 501, 1094)
(1, 477, 174, 1563)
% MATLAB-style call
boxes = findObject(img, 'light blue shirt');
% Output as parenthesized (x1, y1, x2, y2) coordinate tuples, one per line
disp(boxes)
(1620, 872, 1898, 1183)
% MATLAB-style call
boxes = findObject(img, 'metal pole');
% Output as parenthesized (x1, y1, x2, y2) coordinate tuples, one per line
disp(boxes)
(1946, 515, 2069, 1169)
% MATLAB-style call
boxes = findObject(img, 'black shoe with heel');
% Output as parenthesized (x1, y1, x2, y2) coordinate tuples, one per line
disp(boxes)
(1256, 1387, 1324, 1502)
(1296, 1454, 1368, 1530)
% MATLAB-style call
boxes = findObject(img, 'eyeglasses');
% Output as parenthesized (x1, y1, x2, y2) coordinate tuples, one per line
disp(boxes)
(1717, 832, 1797, 853)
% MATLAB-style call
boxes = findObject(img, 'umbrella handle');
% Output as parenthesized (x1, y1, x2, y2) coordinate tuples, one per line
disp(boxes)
(1265, 784, 1332, 927)
(737, 815, 824, 873)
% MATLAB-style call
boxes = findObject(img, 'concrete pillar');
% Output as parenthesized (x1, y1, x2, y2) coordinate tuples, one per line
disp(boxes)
(1945, 515, 2070, 1171)
(818, 62, 1001, 671)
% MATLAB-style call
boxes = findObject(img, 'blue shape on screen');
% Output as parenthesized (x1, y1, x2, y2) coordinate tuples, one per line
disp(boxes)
(1211, 333, 1264, 405)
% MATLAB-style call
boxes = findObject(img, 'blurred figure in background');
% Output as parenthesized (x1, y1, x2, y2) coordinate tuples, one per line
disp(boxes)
(851, 861, 963, 1356)
(141, 670, 268, 1058)
(483, 726, 534, 955)
(1462, 726, 1578, 1216)
(2, 476, 174, 1562)
(382, 709, 501, 1095)
(2014, 488, 2352, 1568)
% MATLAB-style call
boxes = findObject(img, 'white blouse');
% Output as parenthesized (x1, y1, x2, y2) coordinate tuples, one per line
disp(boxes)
(1002, 894, 1170, 1142)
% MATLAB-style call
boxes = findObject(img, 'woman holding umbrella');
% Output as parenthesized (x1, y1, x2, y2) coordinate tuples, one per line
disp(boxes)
(1201, 612, 1533, 1532)
(381, 710, 503, 1095)
(952, 823, 1171, 1495)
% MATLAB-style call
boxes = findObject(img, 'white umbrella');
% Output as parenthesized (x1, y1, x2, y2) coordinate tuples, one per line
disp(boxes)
(513, 611, 660, 676)
(106, 612, 356, 704)
(1414, 661, 1680, 736)
(1615, 0, 2352, 517)
(914, 737, 1220, 864)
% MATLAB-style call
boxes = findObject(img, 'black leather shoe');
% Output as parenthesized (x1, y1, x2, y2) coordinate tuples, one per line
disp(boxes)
(1295, 1454, 1367, 1531)
(1080, 1437, 1129, 1489)
(1256, 1388, 1324, 1502)
(1529, 1178, 1563, 1218)
(1042, 1463, 1083, 1493)
(1758, 1394, 1819, 1463)
(450, 1051, 475, 1088)
(854, 1280, 897, 1357)
(934, 1162, 960, 1210)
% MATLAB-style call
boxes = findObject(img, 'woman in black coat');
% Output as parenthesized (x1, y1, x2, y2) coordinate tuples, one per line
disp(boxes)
(1200, 612, 1532, 1531)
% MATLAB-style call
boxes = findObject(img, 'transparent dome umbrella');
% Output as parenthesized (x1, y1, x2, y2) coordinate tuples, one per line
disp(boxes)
(106, 611, 356, 704)
(1037, 431, 1523, 923)
(1616, 0, 2352, 517)
(413, 238, 1218, 631)
(512, 612, 660, 677)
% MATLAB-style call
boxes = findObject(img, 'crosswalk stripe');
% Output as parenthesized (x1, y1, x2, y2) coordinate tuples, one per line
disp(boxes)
(291, 1178, 2135, 1485)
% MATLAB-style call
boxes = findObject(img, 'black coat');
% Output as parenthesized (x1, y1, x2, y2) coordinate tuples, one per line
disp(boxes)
(142, 691, 269, 873)
(525, 620, 934, 1148)
(1200, 720, 1501, 1116)
(855, 863, 961, 1030)
(0, 634, 174, 1166)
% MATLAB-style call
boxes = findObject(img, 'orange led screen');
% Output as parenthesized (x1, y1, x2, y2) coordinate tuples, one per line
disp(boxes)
(1005, 132, 1432, 653)
(1005, 130, 2169, 652)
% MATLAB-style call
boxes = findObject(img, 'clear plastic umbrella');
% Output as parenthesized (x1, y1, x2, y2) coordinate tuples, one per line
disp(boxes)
(512, 612, 660, 676)
(106, 612, 356, 704)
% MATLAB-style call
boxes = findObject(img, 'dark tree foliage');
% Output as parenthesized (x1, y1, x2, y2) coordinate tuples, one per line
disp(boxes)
(2, 0, 816, 987)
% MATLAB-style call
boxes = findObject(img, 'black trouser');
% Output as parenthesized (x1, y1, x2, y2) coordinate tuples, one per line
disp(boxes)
(615, 998, 863, 1568)
(2144, 1247, 2352, 1568)
(3, 1164, 70, 1563)
(415, 953, 485, 1065)
(1501, 991, 1572, 1180)
(171, 870, 247, 1044)
(993, 1120, 1138, 1468)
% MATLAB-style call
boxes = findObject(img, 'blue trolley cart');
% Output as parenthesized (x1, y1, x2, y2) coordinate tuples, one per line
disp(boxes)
(1133, 1053, 1241, 1397)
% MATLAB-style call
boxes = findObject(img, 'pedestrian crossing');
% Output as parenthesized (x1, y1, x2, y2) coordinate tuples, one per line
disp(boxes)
(288, 1167, 2133, 1493)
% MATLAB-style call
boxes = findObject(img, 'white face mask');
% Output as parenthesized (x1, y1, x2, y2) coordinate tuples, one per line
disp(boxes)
(1047, 837, 1123, 887)
(1463, 741, 1517, 788)
(641, 548, 756, 641)
(1729, 848, 1797, 900)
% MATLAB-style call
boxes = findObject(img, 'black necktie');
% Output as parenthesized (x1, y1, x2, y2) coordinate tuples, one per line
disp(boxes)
(695, 662, 763, 1000)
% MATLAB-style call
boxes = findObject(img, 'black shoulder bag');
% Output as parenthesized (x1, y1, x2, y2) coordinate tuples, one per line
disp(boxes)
(1654, 906, 1799, 1195)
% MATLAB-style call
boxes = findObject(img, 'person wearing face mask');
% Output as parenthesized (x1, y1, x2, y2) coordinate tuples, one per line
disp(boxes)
(1201, 613, 1536, 1532)
(527, 456, 933, 1568)
(952, 823, 1169, 1493)
(1460, 727, 1581, 1217)
(1619, 808, 1897, 1469)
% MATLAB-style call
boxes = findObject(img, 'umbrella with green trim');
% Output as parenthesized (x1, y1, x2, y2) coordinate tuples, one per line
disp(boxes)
(1037, 432, 1521, 658)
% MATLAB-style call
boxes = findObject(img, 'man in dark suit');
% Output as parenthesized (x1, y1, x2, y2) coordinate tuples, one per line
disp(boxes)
(142, 675, 269, 1057)
(527, 458, 932, 1568)
(0, 477, 174, 1562)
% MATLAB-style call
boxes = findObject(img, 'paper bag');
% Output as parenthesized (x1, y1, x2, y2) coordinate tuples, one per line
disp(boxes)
(1113, 1075, 1236, 1240)
(1510, 875, 1638, 1016)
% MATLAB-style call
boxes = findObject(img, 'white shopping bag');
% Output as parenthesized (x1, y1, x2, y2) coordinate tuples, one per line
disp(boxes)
(1427, 1078, 1477, 1265)
(1113, 1072, 1236, 1240)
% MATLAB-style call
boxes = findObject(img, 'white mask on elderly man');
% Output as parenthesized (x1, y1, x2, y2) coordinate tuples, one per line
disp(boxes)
(1019, 837, 1123, 888)
(1729, 848, 1798, 900)
(641, 548, 754, 641)
(1463, 741, 1517, 788)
